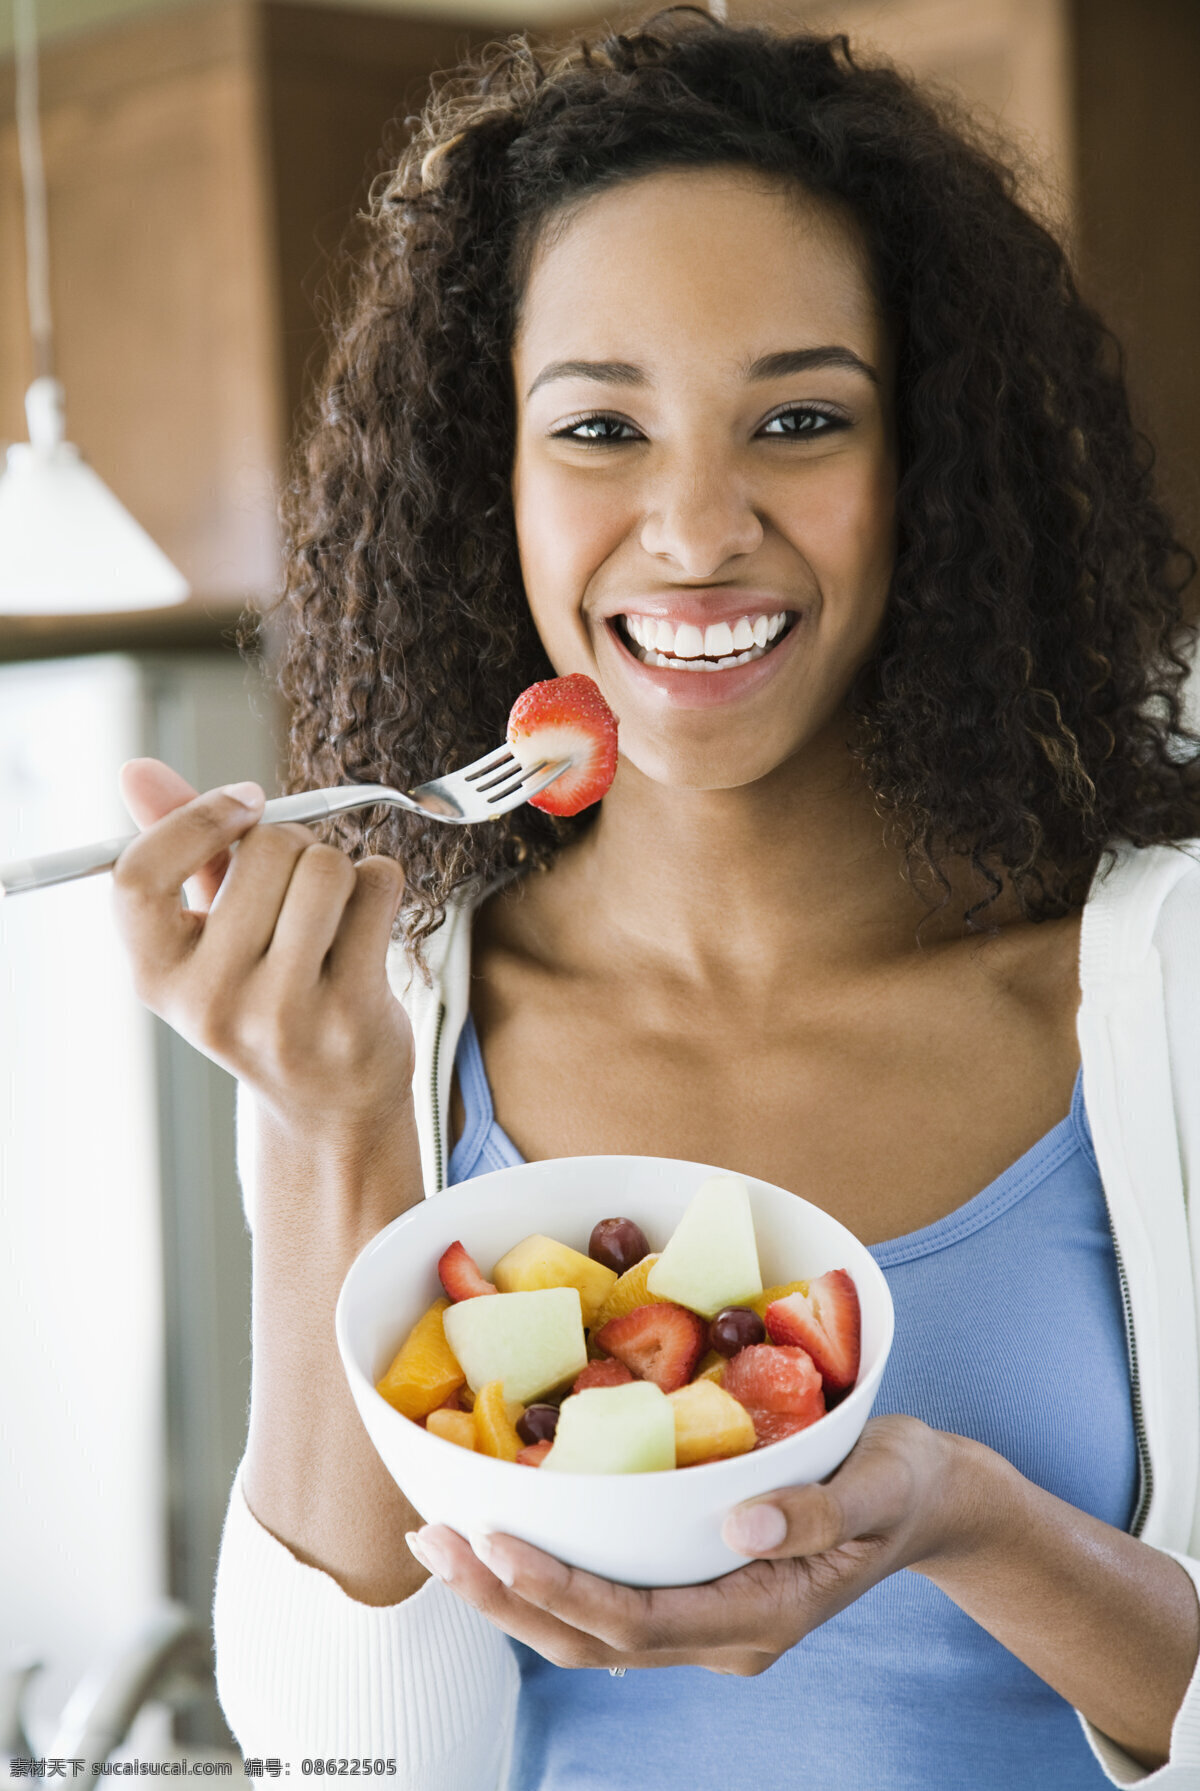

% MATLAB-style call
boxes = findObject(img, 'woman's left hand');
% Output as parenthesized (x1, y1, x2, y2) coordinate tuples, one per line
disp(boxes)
(405, 1414, 972, 1674)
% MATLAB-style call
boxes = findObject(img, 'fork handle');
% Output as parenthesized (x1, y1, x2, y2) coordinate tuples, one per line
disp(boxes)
(0, 788, 405, 899)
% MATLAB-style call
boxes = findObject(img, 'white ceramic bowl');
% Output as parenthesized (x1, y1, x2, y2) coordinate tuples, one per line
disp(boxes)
(336, 1155, 894, 1587)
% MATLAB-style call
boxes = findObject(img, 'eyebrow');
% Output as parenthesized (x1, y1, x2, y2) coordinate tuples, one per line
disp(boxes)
(525, 344, 879, 399)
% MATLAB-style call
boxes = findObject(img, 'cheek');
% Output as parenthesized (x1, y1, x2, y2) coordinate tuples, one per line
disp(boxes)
(788, 458, 896, 626)
(513, 462, 629, 632)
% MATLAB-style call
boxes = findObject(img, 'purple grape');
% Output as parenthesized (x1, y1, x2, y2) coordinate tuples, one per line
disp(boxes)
(588, 1217, 651, 1276)
(516, 1404, 559, 1446)
(708, 1307, 765, 1358)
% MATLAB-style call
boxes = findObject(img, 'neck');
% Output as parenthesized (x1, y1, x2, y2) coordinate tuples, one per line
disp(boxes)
(546, 720, 962, 986)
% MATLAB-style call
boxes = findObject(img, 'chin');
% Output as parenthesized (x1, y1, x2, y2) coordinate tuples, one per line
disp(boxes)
(620, 740, 790, 794)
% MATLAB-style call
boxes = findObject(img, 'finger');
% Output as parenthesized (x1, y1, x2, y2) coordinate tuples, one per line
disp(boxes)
(265, 840, 358, 978)
(463, 1528, 781, 1659)
(120, 758, 228, 909)
(113, 784, 266, 979)
(407, 1527, 626, 1669)
(722, 1416, 925, 1562)
(199, 822, 318, 972)
(325, 856, 405, 984)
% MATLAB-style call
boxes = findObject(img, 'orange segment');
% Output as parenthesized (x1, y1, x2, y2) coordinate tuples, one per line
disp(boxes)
(426, 1408, 478, 1452)
(376, 1297, 466, 1420)
(749, 1279, 810, 1319)
(593, 1254, 663, 1328)
(474, 1379, 524, 1462)
(694, 1349, 727, 1385)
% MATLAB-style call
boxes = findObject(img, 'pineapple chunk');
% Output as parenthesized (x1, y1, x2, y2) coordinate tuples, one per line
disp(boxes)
(593, 1254, 663, 1328)
(668, 1378, 757, 1466)
(376, 1298, 465, 1421)
(694, 1349, 727, 1385)
(474, 1380, 524, 1462)
(749, 1279, 810, 1319)
(425, 1408, 478, 1452)
(492, 1233, 618, 1327)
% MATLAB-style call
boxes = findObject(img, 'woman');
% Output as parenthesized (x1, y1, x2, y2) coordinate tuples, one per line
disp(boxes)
(115, 12, 1200, 1786)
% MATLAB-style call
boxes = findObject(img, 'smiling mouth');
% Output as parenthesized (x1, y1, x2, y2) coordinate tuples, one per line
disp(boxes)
(614, 609, 796, 671)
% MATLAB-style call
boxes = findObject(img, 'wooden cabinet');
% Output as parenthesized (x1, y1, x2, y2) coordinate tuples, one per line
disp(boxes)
(0, 0, 510, 656)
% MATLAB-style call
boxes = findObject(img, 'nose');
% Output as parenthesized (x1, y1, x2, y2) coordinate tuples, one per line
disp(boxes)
(638, 450, 764, 578)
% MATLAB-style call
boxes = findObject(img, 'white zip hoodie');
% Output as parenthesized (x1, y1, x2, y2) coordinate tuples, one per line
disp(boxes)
(214, 841, 1200, 1786)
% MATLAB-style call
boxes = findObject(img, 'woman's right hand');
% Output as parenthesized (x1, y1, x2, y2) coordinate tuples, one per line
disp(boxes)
(112, 758, 414, 1151)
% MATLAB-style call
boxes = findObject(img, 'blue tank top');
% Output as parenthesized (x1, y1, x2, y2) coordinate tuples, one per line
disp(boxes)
(448, 1014, 1139, 1791)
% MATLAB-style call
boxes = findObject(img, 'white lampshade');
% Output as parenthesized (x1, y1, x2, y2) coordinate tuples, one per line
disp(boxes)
(0, 378, 189, 616)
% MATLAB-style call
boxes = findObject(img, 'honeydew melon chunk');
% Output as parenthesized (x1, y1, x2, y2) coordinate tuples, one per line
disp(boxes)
(541, 1382, 676, 1475)
(491, 1233, 617, 1326)
(442, 1288, 587, 1405)
(646, 1175, 763, 1318)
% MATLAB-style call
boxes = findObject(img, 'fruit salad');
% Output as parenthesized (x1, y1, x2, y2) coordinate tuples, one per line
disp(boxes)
(375, 1176, 863, 1474)
(506, 673, 619, 815)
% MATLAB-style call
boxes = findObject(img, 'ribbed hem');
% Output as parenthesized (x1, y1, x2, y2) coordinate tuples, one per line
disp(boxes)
(1079, 1548, 1200, 1785)
(213, 1464, 517, 1787)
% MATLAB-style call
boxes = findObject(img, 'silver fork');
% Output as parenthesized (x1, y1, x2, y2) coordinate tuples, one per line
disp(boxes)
(0, 747, 571, 899)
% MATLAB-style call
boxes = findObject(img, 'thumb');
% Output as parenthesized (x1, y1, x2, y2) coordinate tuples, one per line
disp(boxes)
(721, 1417, 926, 1561)
(120, 758, 229, 909)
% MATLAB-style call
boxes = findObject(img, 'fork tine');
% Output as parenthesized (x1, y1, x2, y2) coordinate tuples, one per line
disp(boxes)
(484, 761, 549, 802)
(477, 755, 539, 795)
(462, 747, 517, 783)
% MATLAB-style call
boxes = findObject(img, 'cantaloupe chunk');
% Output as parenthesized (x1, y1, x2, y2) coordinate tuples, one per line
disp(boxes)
(474, 1379, 524, 1462)
(592, 1253, 663, 1328)
(542, 1382, 675, 1474)
(748, 1279, 810, 1319)
(492, 1234, 618, 1326)
(668, 1378, 757, 1466)
(376, 1297, 465, 1420)
(425, 1408, 478, 1452)
(646, 1177, 763, 1318)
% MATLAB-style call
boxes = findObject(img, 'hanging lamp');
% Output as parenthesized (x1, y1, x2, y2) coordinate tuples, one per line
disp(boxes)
(0, 0, 188, 614)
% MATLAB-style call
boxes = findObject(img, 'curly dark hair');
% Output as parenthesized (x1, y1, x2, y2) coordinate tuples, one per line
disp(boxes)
(272, 7, 1199, 947)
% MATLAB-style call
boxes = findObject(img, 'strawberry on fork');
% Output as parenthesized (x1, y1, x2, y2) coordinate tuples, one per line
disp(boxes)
(507, 674, 619, 816)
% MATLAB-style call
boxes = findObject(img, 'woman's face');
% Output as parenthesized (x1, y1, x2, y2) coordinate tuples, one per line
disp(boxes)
(511, 165, 896, 791)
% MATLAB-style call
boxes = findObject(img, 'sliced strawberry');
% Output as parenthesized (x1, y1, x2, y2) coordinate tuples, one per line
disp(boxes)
(764, 1269, 861, 1393)
(506, 674, 619, 816)
(722, 1344, 825, 1429)
(516, 1440, 554, 1467)
(438, 1240, 497, 1302)
(593, 1302, 707, 1393)
(745, 1409, 821, 1449)
(572, 1358, 635, 1393)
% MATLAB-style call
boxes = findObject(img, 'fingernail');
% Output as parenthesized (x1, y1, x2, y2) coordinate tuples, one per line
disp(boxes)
(724, 1503, 787, 1554)
(468, 1530, 514, 1586)
(220, 781, 264, 811)
(407, 1528, 454, 1582)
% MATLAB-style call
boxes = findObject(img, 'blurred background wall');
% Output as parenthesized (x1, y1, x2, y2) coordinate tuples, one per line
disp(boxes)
(1, 0, 1196, 1764)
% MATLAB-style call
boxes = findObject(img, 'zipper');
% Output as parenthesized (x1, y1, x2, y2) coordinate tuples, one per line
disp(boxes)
(430, 1001, 447, 1194)
(1111, 1230, 1153, 1537)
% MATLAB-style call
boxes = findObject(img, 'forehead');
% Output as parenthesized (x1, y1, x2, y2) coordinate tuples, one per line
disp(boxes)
(513, 165, 884, 381)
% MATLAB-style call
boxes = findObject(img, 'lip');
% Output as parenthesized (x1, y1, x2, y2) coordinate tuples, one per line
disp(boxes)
(601, 608, 806, 708)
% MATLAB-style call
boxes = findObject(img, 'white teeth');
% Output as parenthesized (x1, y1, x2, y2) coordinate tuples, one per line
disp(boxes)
(619, 609, 793, 671)
(704, 620, 734, 658)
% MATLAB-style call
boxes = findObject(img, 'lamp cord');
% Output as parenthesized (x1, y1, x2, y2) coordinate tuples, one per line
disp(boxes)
(13, 0, 54, 381)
